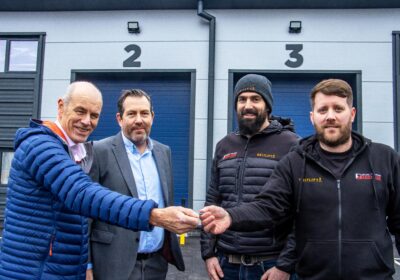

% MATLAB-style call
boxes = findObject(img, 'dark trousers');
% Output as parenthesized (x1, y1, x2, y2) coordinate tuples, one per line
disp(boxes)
(219, 254, 297, 280)
(129, 252, 168, 280)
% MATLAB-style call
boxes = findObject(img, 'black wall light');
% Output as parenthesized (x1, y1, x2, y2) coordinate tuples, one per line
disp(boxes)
(289, 21, 302, 33)
(127, 21, 140, 34)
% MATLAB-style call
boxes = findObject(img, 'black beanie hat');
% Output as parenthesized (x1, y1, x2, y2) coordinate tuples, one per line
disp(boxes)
(234, 74, 274, 113)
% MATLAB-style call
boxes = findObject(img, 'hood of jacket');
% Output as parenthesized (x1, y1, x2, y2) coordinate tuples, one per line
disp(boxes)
(291, 131, 372, 215)
(294, 130, 370, 161)
(14, 119, 66, 151)
(269, 115, 296, 133)
(15, 119, 94, 172)
(236, 115, 297, 138)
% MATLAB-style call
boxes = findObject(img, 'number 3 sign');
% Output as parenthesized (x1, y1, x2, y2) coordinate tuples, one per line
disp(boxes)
(285, 44, 304, 68)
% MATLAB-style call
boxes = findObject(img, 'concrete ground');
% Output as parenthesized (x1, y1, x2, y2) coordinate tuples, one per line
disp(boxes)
(395, 247, 400, 280)
(167, 234, 400, 280)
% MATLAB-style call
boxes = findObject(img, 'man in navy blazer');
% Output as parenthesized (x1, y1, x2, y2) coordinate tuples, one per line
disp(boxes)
(87, 89, 185, 280)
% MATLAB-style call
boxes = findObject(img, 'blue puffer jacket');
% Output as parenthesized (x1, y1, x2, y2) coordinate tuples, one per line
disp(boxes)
(0, 120, 157, 279)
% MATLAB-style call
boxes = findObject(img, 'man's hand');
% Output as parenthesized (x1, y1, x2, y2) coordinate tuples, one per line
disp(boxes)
(205, 257, 224, 280)
(86, 269, 93, 280)
(150, 206, 199, 234)
(200, 205, 232, 234)
(260, 266, 290, 280)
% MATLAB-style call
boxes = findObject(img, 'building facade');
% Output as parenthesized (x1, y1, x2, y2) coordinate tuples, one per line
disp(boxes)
(1, 1, 400, 232)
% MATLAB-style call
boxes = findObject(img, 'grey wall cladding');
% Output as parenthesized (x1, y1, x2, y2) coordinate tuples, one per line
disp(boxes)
(0, 76, 36, 148)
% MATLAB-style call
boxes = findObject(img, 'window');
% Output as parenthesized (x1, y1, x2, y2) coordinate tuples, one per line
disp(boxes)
(0, 36, 42, 73)
(0, 33, 45, 148)
(9, 40, 38, 72)
(0, 151, 13, 185)
(0, 40, 5, 72)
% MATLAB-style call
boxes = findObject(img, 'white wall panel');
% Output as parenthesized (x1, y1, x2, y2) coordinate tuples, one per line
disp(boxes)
(216, 41, 391, 81)
(193, 159, 207, 201)
(363, 122, 394, 147)
(0, 11, 207, 42)
(214, 79, 229, 120)
(192, 200, 205, 213)
(40, 79, 70, 119)
(194, 79, 208, 119)
(362, 82, 393, 122)
(213, 119, 228, 149)
(42, 41, 208, 79)
(214, 9, 400, 42)
(194, 119, 207, 160)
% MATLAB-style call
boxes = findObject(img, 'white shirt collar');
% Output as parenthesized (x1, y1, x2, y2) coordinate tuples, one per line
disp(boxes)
(55, 120, 87, 162)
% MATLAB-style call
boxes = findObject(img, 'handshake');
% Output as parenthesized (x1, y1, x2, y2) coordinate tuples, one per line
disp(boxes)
(150, 205, 231, 234)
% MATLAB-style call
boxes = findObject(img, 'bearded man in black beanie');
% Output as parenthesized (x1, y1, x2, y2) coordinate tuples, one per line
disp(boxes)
(200, 74, 299, 280)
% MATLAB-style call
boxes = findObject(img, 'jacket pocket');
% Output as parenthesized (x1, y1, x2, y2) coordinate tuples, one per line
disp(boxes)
(296, 240, 338, 279)
(90, 229, 114, 244)
(342, 240, 394, 279)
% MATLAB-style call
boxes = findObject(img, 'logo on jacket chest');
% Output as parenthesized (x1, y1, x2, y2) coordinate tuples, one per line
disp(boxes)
(256, 153, 276, 159)
(298, 177, 323, 183)
(355, 173, 382, 181)
(222, 152, 238, 160)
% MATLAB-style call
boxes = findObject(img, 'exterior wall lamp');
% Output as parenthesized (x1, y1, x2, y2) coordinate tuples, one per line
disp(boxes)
(127, 21, 140, 34)
(289, 21, 302, 33)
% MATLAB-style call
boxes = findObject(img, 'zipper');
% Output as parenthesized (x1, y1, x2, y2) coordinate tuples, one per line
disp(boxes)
(306, 154, 357, 280)
(337, 179, 342, 280)
(337, 156, 357, 280)
(49, 235, 55, 256)
(235, 165, 240, 193)
(236, 138, 250, 205)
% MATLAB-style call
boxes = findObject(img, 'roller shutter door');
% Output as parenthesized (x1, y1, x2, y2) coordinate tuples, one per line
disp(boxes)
(271, 77, 319, 137)
(79, 73, 191, 206)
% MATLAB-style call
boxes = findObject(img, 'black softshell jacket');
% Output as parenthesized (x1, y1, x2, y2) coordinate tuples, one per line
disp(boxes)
(201, 118, 299, 272)
(228, 132, 400, 280)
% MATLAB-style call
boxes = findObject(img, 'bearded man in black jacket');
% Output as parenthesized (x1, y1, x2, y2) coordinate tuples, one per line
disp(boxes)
(201, 79, 400, 280)
(200, 74, 299, 280)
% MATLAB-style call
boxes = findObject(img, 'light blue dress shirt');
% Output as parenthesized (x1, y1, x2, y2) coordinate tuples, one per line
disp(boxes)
(122, 133, 165, 253)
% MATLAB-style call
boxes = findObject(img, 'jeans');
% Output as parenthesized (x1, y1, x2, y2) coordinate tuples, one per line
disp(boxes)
(219, 254, 297, 280)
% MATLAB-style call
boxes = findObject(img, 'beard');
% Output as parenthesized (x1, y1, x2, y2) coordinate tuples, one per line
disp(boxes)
(132, 132, 148, 146)
(126, 126, 150, 147)
(315, 119, 352, 148)
(237, 108, 268, 136)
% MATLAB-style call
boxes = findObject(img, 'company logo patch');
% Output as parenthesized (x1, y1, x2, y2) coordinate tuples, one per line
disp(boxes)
(222, 152, 237, 160)
(355, 173, 382, 181)
(257, 153, 276, 159)
(298, 177, 323, 183)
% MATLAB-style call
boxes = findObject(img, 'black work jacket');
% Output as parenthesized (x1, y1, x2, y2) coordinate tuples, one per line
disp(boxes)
(229, 132, 400, 279)
(201, 118, 299, 272)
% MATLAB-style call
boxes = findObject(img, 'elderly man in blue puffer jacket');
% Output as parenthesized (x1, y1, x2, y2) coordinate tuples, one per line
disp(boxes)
(0, 81, 198, 280)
